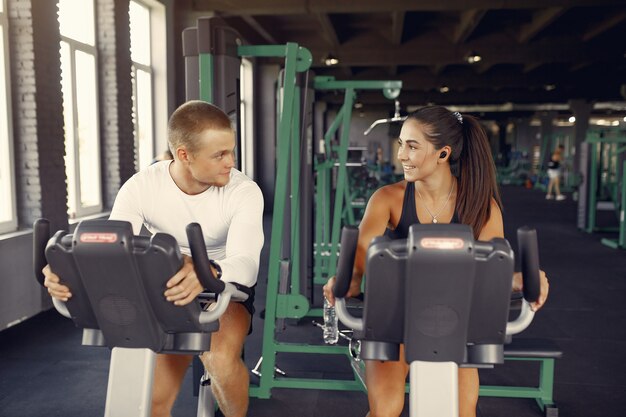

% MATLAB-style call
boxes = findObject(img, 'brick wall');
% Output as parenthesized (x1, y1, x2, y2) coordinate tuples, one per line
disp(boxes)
(8, 0, 67, 232)
(97, 0, 136, 209)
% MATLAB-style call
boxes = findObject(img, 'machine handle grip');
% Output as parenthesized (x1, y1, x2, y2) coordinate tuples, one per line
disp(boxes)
(517, 226, 541, 303)
(33, 218, 50, 287)
(333, 226, 359, 298)
(186, 223, 226, 294)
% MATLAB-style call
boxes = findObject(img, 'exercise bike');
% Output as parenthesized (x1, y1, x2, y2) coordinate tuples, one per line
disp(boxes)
(333, 223, 541, 417)
(33, 218, 247, 417)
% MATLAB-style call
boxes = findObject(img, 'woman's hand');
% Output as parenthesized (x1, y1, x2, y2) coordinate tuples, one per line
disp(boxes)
(512, 269, 550, 312)
(323, 275, 362, 306)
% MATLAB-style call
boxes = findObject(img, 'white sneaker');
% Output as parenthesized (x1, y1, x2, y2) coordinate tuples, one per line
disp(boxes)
(546, 194, 554, 200)
(556, 194, 566, 201)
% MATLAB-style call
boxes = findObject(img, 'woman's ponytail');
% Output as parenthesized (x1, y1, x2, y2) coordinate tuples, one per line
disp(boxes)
(455, 115, 502, 238)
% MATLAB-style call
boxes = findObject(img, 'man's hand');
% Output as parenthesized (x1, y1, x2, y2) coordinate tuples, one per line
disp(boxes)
(512, 269, 550, 312)
(43, 265, 72, 301)
(322, 275, 362, 306)
(164, 255, 204, 306)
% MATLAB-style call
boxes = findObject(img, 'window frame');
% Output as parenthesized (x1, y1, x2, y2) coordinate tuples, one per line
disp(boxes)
(130, 0, 155, 170)
(0, 0, 18, 234)
(59, 0, 103, 219)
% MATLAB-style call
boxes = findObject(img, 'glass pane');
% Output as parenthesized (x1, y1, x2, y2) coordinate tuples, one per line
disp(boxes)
(74, 50, 100, 209)
(129, 1, 151, 66)
(60, 41, 77, 217)
(0, 28, 12, 223)
(135, 68, 153, 169)
(58, 0, 95, 46)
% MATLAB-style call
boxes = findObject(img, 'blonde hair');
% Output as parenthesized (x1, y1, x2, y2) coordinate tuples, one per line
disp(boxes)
(167, 100, 233, 156)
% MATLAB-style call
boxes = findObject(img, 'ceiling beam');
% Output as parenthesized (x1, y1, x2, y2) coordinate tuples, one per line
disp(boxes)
(523, 62, 544, 73)
(193, 0, 626, 15)
(518, 7, 566, 43)
(452, 9, 486, 44)
(240, 15, 279, 44)
(318, 86, 622, 106)
(582, 11, 626, 41)
(315, 68, 616, 92)
(390, 11, 405, 45)
(431, 64, 447, 75)
(219, 16, 270, 45)
(315, 13, 355, 77)
(475, 62, 494, 74)
(316, 13, 340, 48)
(307, 36, 617, 67)
(569, 62, 592, 72)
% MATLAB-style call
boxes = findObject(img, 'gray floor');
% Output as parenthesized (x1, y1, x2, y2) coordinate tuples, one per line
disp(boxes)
(1, 185, 625, 417)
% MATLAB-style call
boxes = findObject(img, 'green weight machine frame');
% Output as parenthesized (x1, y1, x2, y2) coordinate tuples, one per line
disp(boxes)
(195, 35, 398, 396)
(600, 159, 626, 249)
(251, 76, 402, 398)
(312, 77, 402, 288)
(582, 130, 626, 238)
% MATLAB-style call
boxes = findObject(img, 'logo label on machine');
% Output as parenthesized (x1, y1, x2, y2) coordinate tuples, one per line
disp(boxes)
(79, 232, 118, 244)
(420, 237, 464, 250)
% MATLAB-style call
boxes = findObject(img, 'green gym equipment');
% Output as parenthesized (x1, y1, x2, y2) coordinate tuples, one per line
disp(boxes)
(580, 129, 626, 249)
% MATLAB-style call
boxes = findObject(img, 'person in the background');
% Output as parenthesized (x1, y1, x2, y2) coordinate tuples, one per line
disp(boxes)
(546, 144, 566, 201)
(324, 106, 550, 417)
(44, 100, 264, 417)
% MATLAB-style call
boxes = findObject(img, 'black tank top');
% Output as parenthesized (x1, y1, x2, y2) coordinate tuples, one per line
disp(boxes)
(547, 156, 560, 170)
(384, 182, 460, 240)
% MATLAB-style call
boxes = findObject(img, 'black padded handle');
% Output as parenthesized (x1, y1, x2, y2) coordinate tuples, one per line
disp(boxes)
(186, 222, 226, 294)
(517, 226, 541, 303)
(33, 218, 50, 287)
(333, 226, 359, 298)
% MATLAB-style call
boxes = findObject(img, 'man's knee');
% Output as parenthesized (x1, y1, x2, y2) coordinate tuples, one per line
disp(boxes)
(201, 347, 245, 375)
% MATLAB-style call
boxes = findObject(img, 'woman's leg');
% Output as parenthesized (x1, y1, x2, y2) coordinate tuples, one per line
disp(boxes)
(546, 175, 555, 197)
(458, 367, 479, 417)
(365, 345, 409, 417)
(554, 175, 562, 197)
(151, 353, 194, 417)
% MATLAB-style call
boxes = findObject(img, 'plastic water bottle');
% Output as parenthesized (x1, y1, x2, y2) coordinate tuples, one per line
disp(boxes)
(323, 297, 339, 344)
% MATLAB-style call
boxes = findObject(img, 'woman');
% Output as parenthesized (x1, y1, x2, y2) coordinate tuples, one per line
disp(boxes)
(323, 106, 550, 417)
(546, 144, 566, 201)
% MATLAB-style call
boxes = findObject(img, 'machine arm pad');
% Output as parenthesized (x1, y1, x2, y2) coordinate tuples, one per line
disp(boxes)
(186, 223, 226, 294)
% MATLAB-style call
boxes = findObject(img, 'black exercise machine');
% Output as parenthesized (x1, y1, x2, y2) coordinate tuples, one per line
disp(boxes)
(333, 223, 541, 417)
(33, 218, 246, 417)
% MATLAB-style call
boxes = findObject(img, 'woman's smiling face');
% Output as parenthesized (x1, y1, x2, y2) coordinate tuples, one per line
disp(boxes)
(397, 119, 440, 182)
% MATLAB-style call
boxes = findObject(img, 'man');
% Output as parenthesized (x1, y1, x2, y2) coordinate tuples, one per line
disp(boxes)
(44, 100, 264, 417)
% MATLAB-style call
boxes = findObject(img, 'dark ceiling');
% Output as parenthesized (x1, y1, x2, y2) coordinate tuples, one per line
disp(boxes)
(188, 0, 626, 111)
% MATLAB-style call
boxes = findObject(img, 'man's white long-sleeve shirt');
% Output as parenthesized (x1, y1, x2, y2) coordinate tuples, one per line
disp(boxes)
(110, 161, 264, 287)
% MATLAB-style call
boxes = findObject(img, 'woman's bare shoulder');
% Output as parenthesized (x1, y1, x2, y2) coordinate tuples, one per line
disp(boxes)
(372, 180, 406, 200)
(364, 181, 406, 216)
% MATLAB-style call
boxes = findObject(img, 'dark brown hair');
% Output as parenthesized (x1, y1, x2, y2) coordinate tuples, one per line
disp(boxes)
(405, 106, 502, 238)
(167, 100, 233, 156)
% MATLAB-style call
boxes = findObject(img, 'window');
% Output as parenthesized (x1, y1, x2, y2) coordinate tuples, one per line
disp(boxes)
(129, 0, 167, 171)
(130, 0, 154, 170)
(0, 0, 17, 233)
(58, 0, 102, 218)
